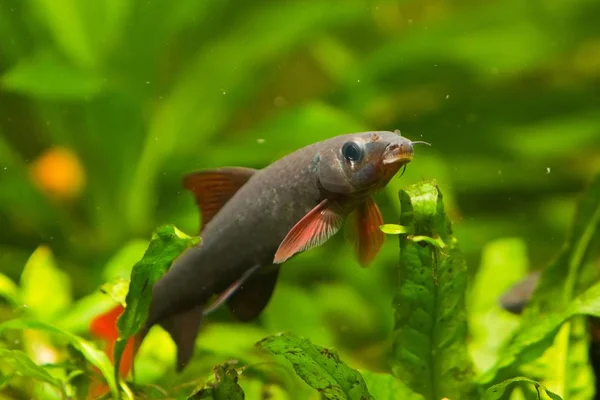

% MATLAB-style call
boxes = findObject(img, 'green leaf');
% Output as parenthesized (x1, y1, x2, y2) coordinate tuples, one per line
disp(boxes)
(187, 362, 245, 400)
(256, 332, 373, 400)
(20, 246, 72, 321)
(468, 238, 529, 373)
(0, 318, 124, 399)
(482, 377, 562, 400)
(360, 371, 423, 400)
(479, 281, 600, 386)
(113, 225, 199, 388)
(1, 51, 103, 100)
(100, 278, 129, 307)
(391, 180, 476, 400)
(523, 173, 600, 319)
(481, 174, 600, 386)
(29, 0, 97, 68)
(0, 272, 19, 306)
(0, 349, 65, 395)
(380, 224, 410, 235)
(563, 317, 596, 399)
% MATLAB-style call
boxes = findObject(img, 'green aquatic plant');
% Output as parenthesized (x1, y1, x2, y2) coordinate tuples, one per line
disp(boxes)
(2, 174, 599, 399)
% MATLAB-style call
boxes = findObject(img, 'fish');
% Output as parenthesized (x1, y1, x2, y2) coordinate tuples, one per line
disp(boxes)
(499, 270, 542, 315)
(91, 130, 420, 376)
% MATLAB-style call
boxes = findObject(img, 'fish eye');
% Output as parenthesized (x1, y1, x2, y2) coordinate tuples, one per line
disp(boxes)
(341, 141, 364, 162)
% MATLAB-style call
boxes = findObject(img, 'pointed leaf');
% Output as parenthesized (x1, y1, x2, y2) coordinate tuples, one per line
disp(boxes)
(482, 377, 562, 400)
(481, 173, 600, 386)
(480, 281, 600, 386)
(392, 181, 476, 400)
(0, 318, 124, 399)
(256, 332, 373, 400)
(468, 238, 529, 372)
(113, 225, 199, 387)
(0, 349, 64, 395)
(1, 51, 103, 100)
(20, 246, 71, 321)
(0, 272, 19, 306)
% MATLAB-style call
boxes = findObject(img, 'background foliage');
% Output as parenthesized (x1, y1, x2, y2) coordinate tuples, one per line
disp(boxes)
(1, 0, 600, 399)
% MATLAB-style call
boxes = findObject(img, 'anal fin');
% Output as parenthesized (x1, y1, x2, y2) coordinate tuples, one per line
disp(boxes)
(226, 266, 280, 321)
(158, 305, 204, 372)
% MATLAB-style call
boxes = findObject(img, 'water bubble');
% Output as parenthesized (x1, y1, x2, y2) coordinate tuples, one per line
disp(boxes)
(274, 96, 287, 107)
(257, 138, 265, 144)
(546, 167, 551, 174)
(446, 94, 450, 99)
(221, 89, 227, 95)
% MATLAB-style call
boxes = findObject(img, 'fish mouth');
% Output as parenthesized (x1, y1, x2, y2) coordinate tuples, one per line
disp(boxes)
(382, 142, 413, 166)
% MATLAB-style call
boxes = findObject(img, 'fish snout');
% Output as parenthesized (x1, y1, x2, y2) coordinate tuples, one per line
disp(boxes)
(382, 139, 414, 166)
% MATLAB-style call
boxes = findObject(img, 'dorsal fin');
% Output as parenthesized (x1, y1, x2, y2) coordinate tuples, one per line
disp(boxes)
(182, 167, 257, 232)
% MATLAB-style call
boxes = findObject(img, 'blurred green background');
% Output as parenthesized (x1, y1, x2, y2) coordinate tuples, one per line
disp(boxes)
(1, 0, 600, 386)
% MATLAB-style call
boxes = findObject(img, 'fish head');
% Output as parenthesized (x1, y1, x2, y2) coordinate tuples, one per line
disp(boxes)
(316, 130, 416, 195)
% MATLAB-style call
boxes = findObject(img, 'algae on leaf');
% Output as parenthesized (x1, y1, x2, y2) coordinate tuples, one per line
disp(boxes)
(256, 332, 373, 400)
(391, 180, 476, 400)
(187, 362, 245, 400)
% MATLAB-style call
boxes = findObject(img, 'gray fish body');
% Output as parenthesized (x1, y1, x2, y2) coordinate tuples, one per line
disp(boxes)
(148, 137, 333, 325)
(142, 131, 415, 370)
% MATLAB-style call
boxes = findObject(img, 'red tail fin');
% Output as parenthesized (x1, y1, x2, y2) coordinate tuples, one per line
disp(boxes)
(88, 304, 135, 398)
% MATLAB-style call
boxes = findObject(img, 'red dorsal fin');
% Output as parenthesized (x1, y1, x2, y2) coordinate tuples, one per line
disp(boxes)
(273, 199, 344, 264)
(182, 167, 257, 232)
(348, 197, 384, 267)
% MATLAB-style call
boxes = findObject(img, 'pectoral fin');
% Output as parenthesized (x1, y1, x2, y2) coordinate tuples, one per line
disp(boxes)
(273, 199, 344, 264)
(227, 266, 280, 321)
(347, 197, 384, 267)
(183, 167, 257, 232)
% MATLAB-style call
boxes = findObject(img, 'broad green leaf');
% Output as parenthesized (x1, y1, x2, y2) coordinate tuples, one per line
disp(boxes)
(0, 318, 124, 400)
(187, 362, 245, 400)
(481, 173, 600, 386)
(360, 370, 422, 400)
(29, 0, 97, 68)
(20, 246, 71, 321)
(1, 51, 103, 100)
(523, 173, 600, 319)
(468, 238, 529, 373)
(0, 349, 64, 396)
(256, 332, 373, 400)
(563, 317, 595, 399)
(391, 181, 476, 399)
(480, 281, 600, 386)
(482, 377, 562, 400)
(113, 225, 199, 387)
